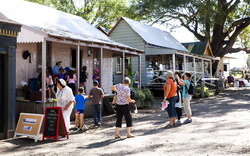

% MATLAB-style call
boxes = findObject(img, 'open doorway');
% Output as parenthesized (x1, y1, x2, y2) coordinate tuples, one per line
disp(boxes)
(0, 55, 5, 134)
(71, 49, 83, 69)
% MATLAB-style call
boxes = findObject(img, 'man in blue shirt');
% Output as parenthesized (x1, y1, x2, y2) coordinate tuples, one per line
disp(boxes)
(53, 61, 62, 75)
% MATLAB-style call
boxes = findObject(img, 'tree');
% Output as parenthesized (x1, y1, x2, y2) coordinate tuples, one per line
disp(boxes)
(131, 0, 250, 60)
(26, 0, 136, 29)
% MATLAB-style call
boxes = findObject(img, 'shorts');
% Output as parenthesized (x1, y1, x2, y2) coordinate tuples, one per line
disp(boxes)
(75, 109, 84, 114)
(48, 85, 54, 88)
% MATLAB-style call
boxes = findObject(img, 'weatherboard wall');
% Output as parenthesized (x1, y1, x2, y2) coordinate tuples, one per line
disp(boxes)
(109, 20, 146, 85)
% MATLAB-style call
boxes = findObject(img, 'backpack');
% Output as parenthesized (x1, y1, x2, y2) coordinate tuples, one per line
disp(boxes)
(185, 81, 194, 95)
(130, 89, 135, 99)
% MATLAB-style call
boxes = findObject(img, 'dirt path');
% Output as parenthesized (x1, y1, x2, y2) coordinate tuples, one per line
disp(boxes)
(1, 89, 250, 156)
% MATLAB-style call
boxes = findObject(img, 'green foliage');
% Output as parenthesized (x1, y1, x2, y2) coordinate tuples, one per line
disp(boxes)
(131, 0, 250, 57)
(26, 0, 138, 29)
(193, 86, 215, 98)
(133, 88, 155, 104)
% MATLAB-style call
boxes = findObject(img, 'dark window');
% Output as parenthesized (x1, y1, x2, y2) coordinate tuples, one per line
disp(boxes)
(224, 64, 228, 72)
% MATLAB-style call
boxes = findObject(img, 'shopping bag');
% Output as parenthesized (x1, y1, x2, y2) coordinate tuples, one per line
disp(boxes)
(161, 101, 169, 110)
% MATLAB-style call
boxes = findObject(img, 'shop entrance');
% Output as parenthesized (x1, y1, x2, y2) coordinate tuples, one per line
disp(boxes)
(71, 49, 83, 69)
(0, 54, 5, 135)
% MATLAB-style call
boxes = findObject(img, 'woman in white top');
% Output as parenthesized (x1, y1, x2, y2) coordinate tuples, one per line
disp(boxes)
(56, 79, 75, 132)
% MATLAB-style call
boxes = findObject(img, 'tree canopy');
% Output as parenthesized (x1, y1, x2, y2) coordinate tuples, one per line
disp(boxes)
(131, 0, 250, 58)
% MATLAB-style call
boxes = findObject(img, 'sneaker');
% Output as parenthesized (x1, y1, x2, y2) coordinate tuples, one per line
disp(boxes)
(94, 124, 99, 128)
(73, 127, 78, 131)
(79, 128, 84, 133)
(175, 120, 182, 125)
(183, 119, 192, 124)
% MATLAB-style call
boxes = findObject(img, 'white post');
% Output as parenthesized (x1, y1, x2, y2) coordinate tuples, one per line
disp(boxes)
(183, 55, 186, 73)
(138, 54, 141, 89)
(172, 53, 176, 72)
(202, 59, 205, 78)
(42, 41, 47, 109)
(100, 48, 103, 87)
(76, 44, 80, 89)
(122, 52, 125, 81)
(193, 57, 197, 86)
(210, 60, 213, 78)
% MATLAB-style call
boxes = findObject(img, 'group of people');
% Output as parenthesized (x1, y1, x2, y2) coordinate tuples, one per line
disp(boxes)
(51, 65, 194, 139)
(163, 71, 193, 128)
(42, 61, 90, 101)
(56, 78, 104, 133)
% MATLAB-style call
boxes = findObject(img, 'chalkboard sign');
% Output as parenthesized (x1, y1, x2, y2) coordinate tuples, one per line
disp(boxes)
(44, 108, 58, 136)
(42, 107, 68, 141)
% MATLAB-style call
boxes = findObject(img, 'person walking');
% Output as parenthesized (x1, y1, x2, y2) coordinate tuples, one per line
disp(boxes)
(87, 80, 104, 127)
(111, 77, 136, 139)
(176, 72, 192, 124)
(56, 79, 75, 132)
(163, 71, 178, 128)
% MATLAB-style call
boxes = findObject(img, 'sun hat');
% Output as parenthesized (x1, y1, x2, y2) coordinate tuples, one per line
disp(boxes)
(59, 79, 66, 87)
(166, 71, 174, 78)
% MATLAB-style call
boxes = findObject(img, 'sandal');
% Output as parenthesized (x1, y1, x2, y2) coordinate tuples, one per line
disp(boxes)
(164, 124, 174, 129)
(115, 135, 121, 139)
(127, 134, 135, 138)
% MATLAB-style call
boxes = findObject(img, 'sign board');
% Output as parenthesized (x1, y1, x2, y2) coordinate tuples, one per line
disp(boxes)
(14, 113, 44, 142)
(42, 107, 68, 141)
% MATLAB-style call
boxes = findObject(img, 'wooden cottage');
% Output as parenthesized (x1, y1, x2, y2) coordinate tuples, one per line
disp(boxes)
(0, 0, 143, 104)
(109, 17, 213, 89)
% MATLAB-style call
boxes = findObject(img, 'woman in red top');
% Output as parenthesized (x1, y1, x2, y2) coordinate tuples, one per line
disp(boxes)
(163, 71, 178, 128)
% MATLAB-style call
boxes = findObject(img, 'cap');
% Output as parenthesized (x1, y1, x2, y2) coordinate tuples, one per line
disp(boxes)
(64, 67, 70, 72)
(93, 80, 99, 85)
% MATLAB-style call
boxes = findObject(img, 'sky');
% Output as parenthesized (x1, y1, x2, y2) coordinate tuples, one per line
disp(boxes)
(154, 23, 248, 69)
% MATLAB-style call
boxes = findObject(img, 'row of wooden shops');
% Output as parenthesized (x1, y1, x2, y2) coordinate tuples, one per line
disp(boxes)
(0, 0, 143, 139)
(0, 0, 217, 139)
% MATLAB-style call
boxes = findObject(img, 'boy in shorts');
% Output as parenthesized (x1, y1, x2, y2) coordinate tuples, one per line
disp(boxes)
(73, 87, 87, 132)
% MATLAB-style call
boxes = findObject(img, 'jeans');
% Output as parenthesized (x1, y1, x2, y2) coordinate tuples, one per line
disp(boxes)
(93, 104, 102, 126)
(167, 96, 177, 118)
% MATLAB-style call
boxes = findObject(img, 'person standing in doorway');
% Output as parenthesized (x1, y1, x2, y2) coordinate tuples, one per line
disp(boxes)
(176, 73, 192, 124)
(67, 70, 77, 95)
(111, 77, 136, 139)
(56, 79, 75, 132)
(87, 80, 104, 127)
(80, 66, 88, 93)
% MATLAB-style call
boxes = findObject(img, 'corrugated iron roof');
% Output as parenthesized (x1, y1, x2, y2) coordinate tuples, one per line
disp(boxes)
(0, 0, 143, 53)
(120, 17, 190, 53)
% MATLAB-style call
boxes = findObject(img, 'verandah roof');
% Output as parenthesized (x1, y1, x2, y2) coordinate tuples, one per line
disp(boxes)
(0, 0, 143, 55)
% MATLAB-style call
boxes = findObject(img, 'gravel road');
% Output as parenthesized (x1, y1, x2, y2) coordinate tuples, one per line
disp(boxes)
(0, 89, 250, 156)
